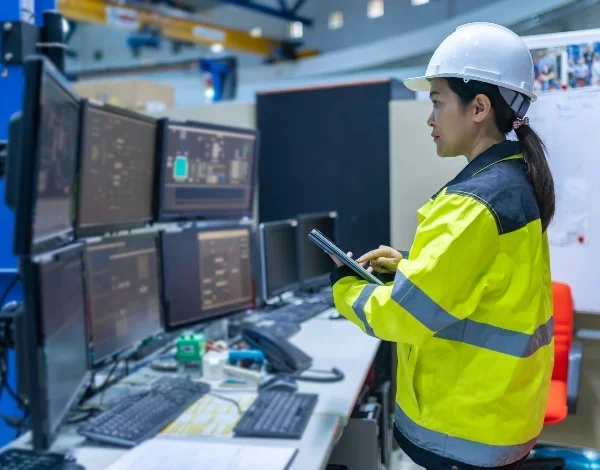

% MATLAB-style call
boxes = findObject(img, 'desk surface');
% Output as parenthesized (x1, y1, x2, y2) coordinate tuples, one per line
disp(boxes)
(7, 308, 381, 470)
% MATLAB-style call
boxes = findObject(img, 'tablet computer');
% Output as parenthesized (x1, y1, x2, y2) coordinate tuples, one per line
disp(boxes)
(308, 229, 385, 286)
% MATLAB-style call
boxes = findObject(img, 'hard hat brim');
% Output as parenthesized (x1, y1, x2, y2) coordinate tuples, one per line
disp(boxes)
(403, 76, 431, 93)
(403, 74, 537, 102)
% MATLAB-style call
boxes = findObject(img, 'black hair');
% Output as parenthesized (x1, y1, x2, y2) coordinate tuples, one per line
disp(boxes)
(445, 78, 555, 232)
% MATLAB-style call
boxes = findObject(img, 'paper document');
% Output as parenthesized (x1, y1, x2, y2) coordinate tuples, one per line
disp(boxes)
(161, 393, 256, 438)
(106, 438, 297, 470)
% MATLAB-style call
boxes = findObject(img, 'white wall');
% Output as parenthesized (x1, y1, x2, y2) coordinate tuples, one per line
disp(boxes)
(389, 100, 466, 251)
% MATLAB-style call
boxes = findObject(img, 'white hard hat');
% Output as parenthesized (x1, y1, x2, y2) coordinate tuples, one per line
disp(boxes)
(404, 22, 536, 116)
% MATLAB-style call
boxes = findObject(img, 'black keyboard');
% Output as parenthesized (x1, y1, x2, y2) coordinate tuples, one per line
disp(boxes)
(78, 376, 210, 447)
(264, 321, 301, 338)
(233, 391, 318, 439)
(0, 449, 82, 470)
(266, 301, 330, 324)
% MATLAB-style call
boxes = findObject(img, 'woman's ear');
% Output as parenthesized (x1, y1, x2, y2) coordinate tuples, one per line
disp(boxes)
(471, 94, 493, 123)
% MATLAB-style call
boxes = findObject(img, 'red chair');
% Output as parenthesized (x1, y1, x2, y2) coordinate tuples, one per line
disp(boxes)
(522, 283, 583, 470)
(545, 282, 583, 425)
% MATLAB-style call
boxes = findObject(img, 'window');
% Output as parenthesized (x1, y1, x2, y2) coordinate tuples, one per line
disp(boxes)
(290, 21, 303, 38)
(329, 11, 344, 30)
(412, 0, 429, 5)
(367, 0, 384, 19)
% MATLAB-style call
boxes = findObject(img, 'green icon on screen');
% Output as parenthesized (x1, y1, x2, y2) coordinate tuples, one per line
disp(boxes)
(174, 156, 188, 180)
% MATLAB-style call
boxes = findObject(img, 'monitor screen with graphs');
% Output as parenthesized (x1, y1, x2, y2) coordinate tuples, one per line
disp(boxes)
(76, 102, 158, 236)
(161, 226, 254, 329)
(158, 120, 258, 220)
(13, 56, 81, 255)
(83, 234, 163, 366)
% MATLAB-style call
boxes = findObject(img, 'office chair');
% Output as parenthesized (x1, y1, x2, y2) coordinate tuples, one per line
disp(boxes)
(522, 282, 583, 470)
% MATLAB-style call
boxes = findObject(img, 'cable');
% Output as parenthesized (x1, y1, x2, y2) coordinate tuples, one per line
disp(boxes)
(208, 392, 242, 415)
(293, 367, 345, 383)
(98, 359, 121, 408)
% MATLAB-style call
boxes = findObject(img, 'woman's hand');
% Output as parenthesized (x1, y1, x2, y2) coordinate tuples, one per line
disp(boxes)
(357, 246, 403, 274)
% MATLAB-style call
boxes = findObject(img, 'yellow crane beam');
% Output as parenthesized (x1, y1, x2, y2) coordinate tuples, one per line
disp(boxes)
(57, 0, 317, 58)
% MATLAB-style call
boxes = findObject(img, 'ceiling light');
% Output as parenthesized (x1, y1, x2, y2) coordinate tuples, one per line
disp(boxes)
(329, 11, 344, 30)
(250, 27, 263, 38)
(290, 21, 303, 39)
(367, 0, 384, 19)
(412, 0, 429, 5)
(210, 43, 224, 53)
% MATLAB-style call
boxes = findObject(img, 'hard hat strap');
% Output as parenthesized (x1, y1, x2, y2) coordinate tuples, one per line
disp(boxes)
(499, 87, 530, 119)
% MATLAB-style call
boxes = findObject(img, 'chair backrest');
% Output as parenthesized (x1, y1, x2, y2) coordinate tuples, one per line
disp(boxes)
(552, 282, 574, 383)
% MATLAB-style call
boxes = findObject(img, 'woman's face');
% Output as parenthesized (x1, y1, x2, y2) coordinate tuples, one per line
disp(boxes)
(427, 78, 472, 158)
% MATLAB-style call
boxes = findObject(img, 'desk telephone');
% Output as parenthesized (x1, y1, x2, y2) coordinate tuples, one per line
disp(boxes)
(242, 326, 345, 383)
(242, 326, 313, 374)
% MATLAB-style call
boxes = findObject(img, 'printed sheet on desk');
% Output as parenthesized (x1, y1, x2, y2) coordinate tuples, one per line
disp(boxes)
(161, 393, 256, 438)
(106, 438, 298, 470)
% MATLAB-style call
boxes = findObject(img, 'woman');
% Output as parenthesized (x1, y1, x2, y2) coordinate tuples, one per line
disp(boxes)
(330, 23, 554, 470)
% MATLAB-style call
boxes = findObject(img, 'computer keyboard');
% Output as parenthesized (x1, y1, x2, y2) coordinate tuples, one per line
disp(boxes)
(0, 448, 82, 470)
(262, 321, 302, 338)
(233, 391, 318, 439)
(78, 376, 210, 447)
(266, 301, 330, 324)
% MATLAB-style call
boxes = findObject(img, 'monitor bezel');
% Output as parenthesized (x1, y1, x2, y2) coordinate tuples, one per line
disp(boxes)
(74, 100, 159, 238)
(82, 232, 165, 368)
(296, 211, 339, 290)
(21, 243, 91, 451)
(14, 56, 80, 256)
(155, 118, 260, 223)
(160, 223, 255, 331)
(259, 219, 300, 302)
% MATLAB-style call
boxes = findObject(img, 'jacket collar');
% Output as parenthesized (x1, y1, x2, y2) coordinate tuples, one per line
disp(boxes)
(449, 140, 521, 186)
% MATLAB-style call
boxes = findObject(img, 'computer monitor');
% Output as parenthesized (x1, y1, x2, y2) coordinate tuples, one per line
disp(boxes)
(259, 219, 299, 301)
(76, 101, 158, 237)
(12, 56, 81, 255)
(157, 119, 258, 221)
(296, 211, 338, 289)
(21, 243, 90, 451)
(83, 233, 163, 366)
(161, 225, 254, 329)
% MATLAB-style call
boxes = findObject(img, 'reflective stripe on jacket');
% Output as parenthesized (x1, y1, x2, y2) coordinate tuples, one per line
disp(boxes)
(330, 140, 553, 467)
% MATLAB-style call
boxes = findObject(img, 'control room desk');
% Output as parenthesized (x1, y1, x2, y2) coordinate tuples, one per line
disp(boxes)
(8, 310, 382, 470)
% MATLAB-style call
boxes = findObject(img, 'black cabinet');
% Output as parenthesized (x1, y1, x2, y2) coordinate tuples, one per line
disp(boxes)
(257, 79, 413, 257)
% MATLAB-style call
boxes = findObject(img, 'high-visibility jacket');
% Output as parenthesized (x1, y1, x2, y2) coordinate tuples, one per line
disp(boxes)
(331, 140, 553, 467)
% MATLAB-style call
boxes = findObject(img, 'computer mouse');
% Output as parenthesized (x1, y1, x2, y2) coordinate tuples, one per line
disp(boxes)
(259, 374, 298, 392)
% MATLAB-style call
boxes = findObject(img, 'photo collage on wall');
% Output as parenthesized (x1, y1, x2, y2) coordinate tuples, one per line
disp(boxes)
(531, 42, 600, 93)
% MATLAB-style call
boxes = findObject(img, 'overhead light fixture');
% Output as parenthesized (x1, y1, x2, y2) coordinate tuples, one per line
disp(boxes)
(210, 43, 224, 53)
(367, 0, 384, 19)
(290, 21, 303, 39)
(62, 18, 70, 34)
(250, 27, 263, 38)
(329, 11, 344, 30)
(411, 0, 429, 5)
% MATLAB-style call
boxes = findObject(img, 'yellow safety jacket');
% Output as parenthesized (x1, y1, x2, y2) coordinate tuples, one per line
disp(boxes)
(331, 141, 553, 467)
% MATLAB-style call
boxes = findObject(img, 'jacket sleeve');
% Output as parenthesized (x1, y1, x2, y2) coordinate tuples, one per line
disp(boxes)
(330, 193, 499, 345)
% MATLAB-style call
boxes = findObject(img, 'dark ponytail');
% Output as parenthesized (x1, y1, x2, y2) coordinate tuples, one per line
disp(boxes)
(446, 78, 555, 232)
